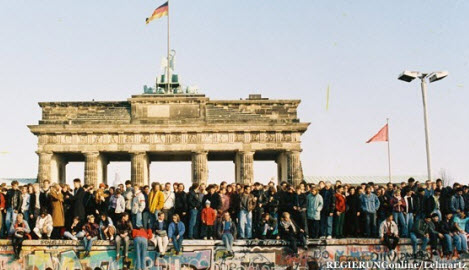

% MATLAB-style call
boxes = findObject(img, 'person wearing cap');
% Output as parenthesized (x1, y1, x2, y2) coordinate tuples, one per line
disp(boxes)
(410, 214, 434, 257)
(82, 215, 99, 258)
(201, 200, 217, 240)
(450, 188, 465, 215)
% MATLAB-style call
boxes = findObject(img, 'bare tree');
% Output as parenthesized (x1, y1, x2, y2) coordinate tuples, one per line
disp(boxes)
(438, 168, 454, 187)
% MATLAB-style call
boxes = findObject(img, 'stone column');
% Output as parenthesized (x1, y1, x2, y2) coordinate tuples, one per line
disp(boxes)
(277, 150, 303, 186)
(235, 151, 254, 185)
(191, 151, 208, 185)
(37, 151, 53, 184)
(84, 151, 99, 186)
(287, 150, 303, 186)
(276, 152, 287, 183)
(131, 152, 150, 186)
(97, 155, 109, 185)
(50, 154, 68, 184)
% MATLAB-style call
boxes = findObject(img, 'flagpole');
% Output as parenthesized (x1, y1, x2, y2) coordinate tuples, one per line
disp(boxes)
(166, 0, 170, 94)
(387, 118, 392, 183)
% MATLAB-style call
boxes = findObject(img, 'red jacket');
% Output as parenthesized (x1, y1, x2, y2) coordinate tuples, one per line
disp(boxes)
(132, 228, 153, 240)
(335, 193, 346, 213)
(0, 193, 5, 210)
(201, 207, 217, 225)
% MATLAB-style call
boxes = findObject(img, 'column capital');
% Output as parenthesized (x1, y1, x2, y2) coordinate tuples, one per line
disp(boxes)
(130, 151, 147, 156)
(36, 150, 53, 156)
(192, 151, 208, 155)
(82, 151, 99, 157)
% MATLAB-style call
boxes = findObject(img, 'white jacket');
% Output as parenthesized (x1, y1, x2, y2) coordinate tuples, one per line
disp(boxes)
(131, 191, 146, 214)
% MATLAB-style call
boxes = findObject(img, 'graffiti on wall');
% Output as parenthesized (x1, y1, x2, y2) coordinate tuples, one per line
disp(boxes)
(0, 247, 212, 270)
(0, 241, 467, 270)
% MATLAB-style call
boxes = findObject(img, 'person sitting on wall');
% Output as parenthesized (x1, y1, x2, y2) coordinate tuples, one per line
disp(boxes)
(168, 214, 185, 255)
(98, 213, 115, 241)
(217, 211, 237, 256)
(452, 211, 468, 255)
(410, 214, 433, 258)
(63, 216, 84, 241)
(152, 211, 169, 258)
(279, 212, 307, 255)
(33, 209, 53, 239)
(82, 215, 99, 258)
(115, 212, 133, 262)
(9, 213, 31, 260)
(258, 212, 277, 239)
(379, 212, 399, 252)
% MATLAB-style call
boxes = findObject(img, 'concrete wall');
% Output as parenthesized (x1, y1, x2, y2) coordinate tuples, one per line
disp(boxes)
(0, 239, 467, 270)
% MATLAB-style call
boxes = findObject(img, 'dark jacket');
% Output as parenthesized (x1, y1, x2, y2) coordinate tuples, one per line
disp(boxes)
(424, 196, 438, 216)
(6, 188, 22, 212)
(83, 222, 100, 238)
(66, 221, 83, 234)
(279, 219, 301, 238)
(187, 190, 201, 210)
(70, 187, 86, 220)
(412, 219, 435, 237)
(116, 219, 133, 236)
(320, 188, 336, 215)
(346, 194, 361, 214)
(175, 191, 188, 214)
(217, 219, 237, 239)
(265, 192, 279, 214)
(294, 193, 308, 210)
(203, 192, 221, 211)
(29, 192, 48, 215)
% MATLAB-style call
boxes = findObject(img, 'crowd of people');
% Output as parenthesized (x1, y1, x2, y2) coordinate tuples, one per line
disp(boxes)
(1, 177, 469, 265)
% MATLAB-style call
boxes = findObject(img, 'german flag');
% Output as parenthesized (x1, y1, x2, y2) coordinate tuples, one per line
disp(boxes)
(146, 2, 168, 24)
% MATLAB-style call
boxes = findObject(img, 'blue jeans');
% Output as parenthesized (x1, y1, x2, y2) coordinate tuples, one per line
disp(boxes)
(188, 209, 199, 239)
(83, 236, 97, 252)
(238, 210, 252, 239)
(142, 211, 150, 229)
(134, 237, 148, 270)
(222, 233, 234, 252)
(364, 212, 377, 237)
(453, 233, 468, 252)
(150, 210, 160, 227)
(5, 208, 17, 234)
(393, 212, 406, 237)
(171, 235, 183, 252)
(405, 214, 414, 238)
(410, 232, 429, 255)
(132, 212, 143, 228)
(320, 212, 333, 237)
(443, 234, 453, 254)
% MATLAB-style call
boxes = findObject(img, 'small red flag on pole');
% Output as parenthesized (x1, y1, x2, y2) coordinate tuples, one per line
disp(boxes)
(366, 124, 388, 143)
(366, 120, 392, 183)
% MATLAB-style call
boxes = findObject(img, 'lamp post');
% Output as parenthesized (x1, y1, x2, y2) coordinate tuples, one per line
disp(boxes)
(398, 71, 449, 181)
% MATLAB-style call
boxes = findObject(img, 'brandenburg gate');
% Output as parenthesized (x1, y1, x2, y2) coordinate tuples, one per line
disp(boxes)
(28, 94, 309, 186)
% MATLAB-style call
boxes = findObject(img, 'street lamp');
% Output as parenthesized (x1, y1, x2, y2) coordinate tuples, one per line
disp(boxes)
(398, 70, 449, 181)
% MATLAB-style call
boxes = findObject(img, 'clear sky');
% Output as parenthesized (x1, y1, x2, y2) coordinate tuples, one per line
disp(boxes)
(1, 1, 468, 187)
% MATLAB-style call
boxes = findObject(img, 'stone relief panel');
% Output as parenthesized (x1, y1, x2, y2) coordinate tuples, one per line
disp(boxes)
(40, 131, 297, 146)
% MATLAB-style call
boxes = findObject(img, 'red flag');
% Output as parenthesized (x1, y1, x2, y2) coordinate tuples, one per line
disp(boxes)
(366, 124, 388, 143)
